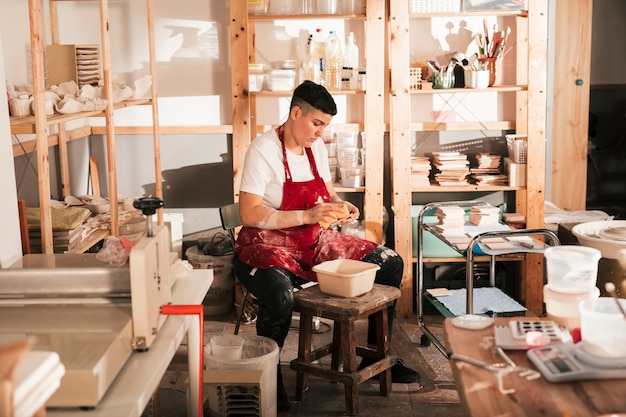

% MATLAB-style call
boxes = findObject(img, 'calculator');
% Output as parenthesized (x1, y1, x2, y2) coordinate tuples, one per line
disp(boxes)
(495, 320, 564, 350)
(527, 343, 626, 382)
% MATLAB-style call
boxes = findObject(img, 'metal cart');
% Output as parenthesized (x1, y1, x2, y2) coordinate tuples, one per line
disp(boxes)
(416, 200, 561, 354)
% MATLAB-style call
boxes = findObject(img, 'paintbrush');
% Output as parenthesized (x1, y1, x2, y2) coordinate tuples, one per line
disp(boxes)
(605, 282, 626, 320)
(483, 18, 490, 57)
(499, 27, 511, 58)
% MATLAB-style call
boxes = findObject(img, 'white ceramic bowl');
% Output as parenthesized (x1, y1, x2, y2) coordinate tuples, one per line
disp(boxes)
(571, 220, 626, 259)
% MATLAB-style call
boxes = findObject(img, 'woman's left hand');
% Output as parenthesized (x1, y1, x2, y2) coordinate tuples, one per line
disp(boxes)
(339, 200, 359, 224)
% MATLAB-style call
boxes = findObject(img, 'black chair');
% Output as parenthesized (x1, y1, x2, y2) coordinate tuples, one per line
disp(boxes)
(219, 203, 256, 334)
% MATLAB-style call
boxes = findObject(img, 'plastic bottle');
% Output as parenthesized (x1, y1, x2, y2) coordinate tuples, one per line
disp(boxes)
(324, 30, 343, 90)
(311, 28, 326, 85)
(301, 34, 320, 83)
(343, 32, 359, 89)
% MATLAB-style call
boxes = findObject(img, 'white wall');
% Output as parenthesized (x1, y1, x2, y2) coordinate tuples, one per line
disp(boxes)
(0, 33, 24, 268)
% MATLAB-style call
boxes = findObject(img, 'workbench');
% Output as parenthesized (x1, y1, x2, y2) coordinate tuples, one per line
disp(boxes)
(443, 317, 626, 417)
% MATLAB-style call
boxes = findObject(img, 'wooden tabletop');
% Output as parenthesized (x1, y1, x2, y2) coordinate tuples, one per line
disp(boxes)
(443, 317, 626, 417)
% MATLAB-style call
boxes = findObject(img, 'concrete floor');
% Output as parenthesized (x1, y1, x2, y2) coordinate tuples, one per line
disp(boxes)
(146, 308, 465, 417)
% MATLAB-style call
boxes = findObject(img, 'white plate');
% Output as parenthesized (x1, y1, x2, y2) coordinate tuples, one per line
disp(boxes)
(451, 314, 494, 330)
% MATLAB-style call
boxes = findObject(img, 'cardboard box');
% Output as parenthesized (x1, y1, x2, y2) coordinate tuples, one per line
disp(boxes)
(504, 157, 526, 187)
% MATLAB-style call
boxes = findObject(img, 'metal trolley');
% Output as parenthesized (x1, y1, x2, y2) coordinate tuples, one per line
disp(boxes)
(416, 200, 561, 355)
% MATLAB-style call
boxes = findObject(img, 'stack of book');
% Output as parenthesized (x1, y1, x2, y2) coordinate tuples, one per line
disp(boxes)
(431, 151, 470, 186)
(434, 205, 466, 234)
(469, 204, 501, 226)
(469, 153, 507, 186)
(410, 156, 432, 187)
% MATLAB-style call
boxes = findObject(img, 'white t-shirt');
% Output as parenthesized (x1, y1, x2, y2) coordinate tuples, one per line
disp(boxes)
(239, 128, 331, 209)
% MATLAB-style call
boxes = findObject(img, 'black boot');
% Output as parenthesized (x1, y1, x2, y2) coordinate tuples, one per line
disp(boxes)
(277, 364, 291, 412)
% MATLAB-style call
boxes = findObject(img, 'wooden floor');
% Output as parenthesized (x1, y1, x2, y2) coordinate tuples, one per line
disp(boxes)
(148, 309, 466, 417)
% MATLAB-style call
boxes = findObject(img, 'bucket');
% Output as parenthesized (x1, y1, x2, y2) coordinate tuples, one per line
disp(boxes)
(544, 246, 601, 294)
(543, 285, 599, 329)
(579, 297, 626, 358)
(209, 334, 245, 360)
(186, 242, 235, 315)
(205, 335, 279, 417)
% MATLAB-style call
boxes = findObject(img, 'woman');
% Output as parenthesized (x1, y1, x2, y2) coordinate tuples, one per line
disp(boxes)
(234, 80, 420, 412)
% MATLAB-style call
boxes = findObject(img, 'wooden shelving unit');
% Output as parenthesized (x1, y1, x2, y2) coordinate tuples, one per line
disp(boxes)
(14, 0, 163, 254)
(389, 0, 549, 317)
(229, 0, 386, 243)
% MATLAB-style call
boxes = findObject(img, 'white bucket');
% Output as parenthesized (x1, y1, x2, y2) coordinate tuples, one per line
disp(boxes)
(579, 297, 626, 358)
(205, 335, 279, 417)
(544, 246, 601, 294)
(543, 285, 599, 329)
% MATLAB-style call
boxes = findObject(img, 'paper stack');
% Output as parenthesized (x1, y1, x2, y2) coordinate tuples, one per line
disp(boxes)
(434, 205, 466, 234)
(432, 151, 470, 186)
(469, 153, 507, 186)
(410, 156, 432, 187)
(469, 204, 501, 226)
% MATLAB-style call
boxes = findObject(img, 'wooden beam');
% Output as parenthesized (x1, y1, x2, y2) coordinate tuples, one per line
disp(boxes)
(29, 0, 53, 254)
(551, 0, 592, 211)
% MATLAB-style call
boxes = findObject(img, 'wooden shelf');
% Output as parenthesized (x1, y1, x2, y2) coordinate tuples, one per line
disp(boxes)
(410, 121, 515, 131)
(230, 0, 386, 243)
(417, 254, 525, 264)
(9, 99, 152, 134)
(411, 85, 526, 94)
(390, 0, 548, 317)
(249, 14, 366, 21)
(409, 11, 527, 18)
(412, 184, 523, 193)
(20, 0, 163, 253)
(252, 89, 364, 97)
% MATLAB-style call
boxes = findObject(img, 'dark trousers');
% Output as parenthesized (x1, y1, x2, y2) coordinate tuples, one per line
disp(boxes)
(233, 246, 404, 348)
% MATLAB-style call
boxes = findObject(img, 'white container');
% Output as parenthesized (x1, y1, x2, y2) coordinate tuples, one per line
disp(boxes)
(209, 335, 245, 360)
(205, 336, 279, 416)
(266, 69, 296, 91)
(270, 0, 295, 14)
(312, 259, 380, 297)
(248, 0, 269, 14)
(544, 246, 601, 294)
(335, 131, 358, 148)
(579, 297, 626, 358)
(464, 69, 489, 89)
(543, 285, 599, 329)
(505, 134, 528, 164)
(336, 146, 359, 164)
(249, 73, 265, 92)
(315, 0, 337, 14)
(340, 166, 363, 187)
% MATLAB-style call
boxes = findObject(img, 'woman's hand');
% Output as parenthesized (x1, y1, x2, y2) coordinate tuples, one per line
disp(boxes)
(314, 201, 355, 229)
(339, 200, 359, 225)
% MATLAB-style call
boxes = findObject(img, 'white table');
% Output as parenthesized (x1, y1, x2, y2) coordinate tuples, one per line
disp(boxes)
(47, 269, 212, 417)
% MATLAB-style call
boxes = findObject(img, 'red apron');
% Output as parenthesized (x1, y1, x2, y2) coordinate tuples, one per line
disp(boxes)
(235, 125, 378, 281)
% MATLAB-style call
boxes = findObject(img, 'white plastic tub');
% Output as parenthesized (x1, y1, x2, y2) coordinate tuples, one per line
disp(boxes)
(544, 246, 601, 294)
(266, 69, 295, 91)
(543, 285, 599, 329)
(312, 259, 380, 297)
(205, 335, 279, 416)
(579, 297, 626, 358)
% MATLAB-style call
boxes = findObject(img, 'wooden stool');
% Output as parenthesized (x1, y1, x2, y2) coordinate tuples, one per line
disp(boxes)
(289, 284, 401, 416)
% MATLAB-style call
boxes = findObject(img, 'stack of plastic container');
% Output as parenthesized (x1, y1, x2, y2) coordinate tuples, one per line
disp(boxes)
(335, 131, 361, 187)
